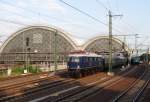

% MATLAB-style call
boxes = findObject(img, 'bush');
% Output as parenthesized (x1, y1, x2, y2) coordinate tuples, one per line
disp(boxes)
(11, 65, 42, 75)
(27, 65, 42, 74)
(12, 66, 24, 75)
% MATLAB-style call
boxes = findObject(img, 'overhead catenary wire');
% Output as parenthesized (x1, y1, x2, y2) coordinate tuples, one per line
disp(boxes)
(107, 0, 112, 11)
(1, 0, 141, 44)
(0, 0, 139, 37)
(59, 0, 108, 26)
(59, 0, 125, 34)
(0, 0, 101, 40)
(0, 0, 71, 23)
(0, 9, 37, 22)
(102, 0, 139, 34)
(115, 0, 121, 14)
(96, 0, 140, 37)
(0, 18, 89, 40)
(0, 18, 89, 44)
(0, 0, 106, 31)
(0, 0, 128, 39)
(95, 0, 109, 11)
(110, 0, 139, 34)
(96, 0, 147, 51)
(0, 18, 28, 26)
(96, 0, 118, 15)
(0, 0, 143, 51)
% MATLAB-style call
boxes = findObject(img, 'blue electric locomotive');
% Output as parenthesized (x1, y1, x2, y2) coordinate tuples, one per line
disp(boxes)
(67, 53, 104, 77)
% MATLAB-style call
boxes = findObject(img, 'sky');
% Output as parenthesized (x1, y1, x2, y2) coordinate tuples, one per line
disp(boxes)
(0, 0, 150, 52)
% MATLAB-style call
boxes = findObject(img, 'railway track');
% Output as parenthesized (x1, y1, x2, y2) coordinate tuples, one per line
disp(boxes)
(0, 65, 139, 102)
(0, 73, 67, 95)
(0, 71, 50, 82)
(4, 72, 108, 102)
(0, 71, 71, 102)
(117, 65, 150, 102)
(78, 64, 146, 102)
(48, 65, 144, 102)
(0, 70, 66, 87)
(112, 65, 150, 102)
(0, 78, 74, 102)
(0, 72, 51, 88)
(133, 78, 150, 102)
(136, 78, 150, 102)
(0, 70, 69, 92)
(27, 65, 138, 102)
(0, 75, 58, 90)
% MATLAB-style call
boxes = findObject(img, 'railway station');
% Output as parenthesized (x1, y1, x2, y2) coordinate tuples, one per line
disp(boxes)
(0, 0, 150, 102)
(0, 25, 129, 72)
(0, 25, 147, 102)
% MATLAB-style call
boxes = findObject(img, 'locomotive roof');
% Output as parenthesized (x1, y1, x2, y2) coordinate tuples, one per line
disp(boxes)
(68, 53, 103, 57)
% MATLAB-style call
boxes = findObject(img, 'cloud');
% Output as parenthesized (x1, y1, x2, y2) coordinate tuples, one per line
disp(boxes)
(0, 0, 67, 43)
(17, 0, 66, 13)
(0, 2, 23, 14)
(0, 0, 66, 31)
(45, 0, 65, 12)
(0, 0, 66, 14)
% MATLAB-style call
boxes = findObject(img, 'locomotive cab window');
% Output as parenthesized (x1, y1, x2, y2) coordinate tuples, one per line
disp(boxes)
(69, 57, 79, 62)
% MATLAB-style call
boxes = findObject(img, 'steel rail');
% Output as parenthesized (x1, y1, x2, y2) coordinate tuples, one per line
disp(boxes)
(112, 67, 148, 102)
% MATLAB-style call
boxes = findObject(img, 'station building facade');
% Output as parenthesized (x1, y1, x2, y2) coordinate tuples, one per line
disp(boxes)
(0, 26, 77, 67)
(0, 25, 129, 68)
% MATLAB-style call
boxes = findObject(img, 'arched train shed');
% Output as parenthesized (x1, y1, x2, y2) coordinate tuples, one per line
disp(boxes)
(82, 36, 129, 53)
(0, 26, 129, 65)
(0, 26, 77, 64)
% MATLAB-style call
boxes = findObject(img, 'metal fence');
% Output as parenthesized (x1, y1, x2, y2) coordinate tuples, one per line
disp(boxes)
(0, 52, 68, 68)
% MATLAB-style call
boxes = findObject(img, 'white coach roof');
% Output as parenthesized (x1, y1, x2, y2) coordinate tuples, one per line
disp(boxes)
(68, 52, 103, 57)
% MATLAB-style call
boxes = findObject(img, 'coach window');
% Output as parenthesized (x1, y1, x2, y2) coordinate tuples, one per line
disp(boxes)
(92, 57, 95, 61)
(90, 57, 93, 61)
(74, 57, 79, 62)
(80, 57, 83, 62)
(87, 57, 89, 62)
(69, 57, 79, 62)
(95, 57, 97, 61)
(83, 57, 86, 62)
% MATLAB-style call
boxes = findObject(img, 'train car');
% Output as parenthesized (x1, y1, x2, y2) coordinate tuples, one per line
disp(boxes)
(140, 53, 149, 63)
(131, 56, 140, 65)
(99, 52, 128, 70)
(67, 52, 104, 77)
(67, 51, 128, 77)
